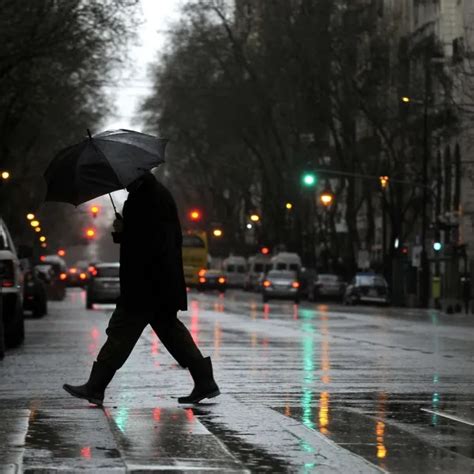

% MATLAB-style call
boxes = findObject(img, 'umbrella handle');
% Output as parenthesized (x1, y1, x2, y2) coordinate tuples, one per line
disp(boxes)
(108, 193, 121, 219)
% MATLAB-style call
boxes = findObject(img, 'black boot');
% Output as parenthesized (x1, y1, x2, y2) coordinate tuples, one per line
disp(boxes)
(178, 356, 220, 404)
(63, 362, 115, 406)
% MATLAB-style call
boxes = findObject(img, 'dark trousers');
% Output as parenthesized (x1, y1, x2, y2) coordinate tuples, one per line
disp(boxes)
(96, 304, 203, 371)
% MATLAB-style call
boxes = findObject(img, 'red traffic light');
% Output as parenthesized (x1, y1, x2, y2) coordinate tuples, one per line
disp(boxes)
(57, 249, 66, 257)
(85, 227, 96, 239)
(189, 209, 202, 221)
(90, 205, 100, 218)
(261, 247, 270, 255)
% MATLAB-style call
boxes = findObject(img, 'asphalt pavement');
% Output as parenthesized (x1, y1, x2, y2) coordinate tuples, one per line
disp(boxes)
(0, 288, 473, 473)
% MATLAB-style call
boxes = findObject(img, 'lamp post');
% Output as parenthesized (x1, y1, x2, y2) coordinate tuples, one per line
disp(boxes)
(400, 57, 431, 307)
(379, 176, 389, 270)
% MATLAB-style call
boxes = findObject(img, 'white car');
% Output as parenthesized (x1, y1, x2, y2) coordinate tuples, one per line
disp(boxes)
(0, 217, 24, 352)
(86, 263, 120, 309)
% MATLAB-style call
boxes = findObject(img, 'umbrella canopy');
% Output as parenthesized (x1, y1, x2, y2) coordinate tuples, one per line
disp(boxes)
(44, 129, 168, 206)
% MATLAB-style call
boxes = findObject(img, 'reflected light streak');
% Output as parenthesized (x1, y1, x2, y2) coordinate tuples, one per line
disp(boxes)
(186, 408, 195, 422)
(293, 304, 298, 320)
(263, 303, 270, 319)
(80, 447, 91, 459)
(115, 406, 129, 433)
(151, 328, 159, 356)
(301, 321, 315, 430)
(319, 391, 330, 435)
(376, 421, 387, 459)
(250, 301, 258, 320)
(190, 300, 199, 344)
(320, 312, 331, 383)
(153, 408, 161, 421)
(213, 321, 222, 356)
(251, 332, 258, 347)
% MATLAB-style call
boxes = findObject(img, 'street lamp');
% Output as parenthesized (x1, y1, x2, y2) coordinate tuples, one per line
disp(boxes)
(250, 214, 260, 223)
(39, 236, 46, 243)
(26, 213, 35, 220)
(320, 192, 333, 207)
(30, 220, 40, 228)
(379, 176, 389, 189)
(285, 202, 293, 210)
(212, 228, 223, 238)
(1, 171, 10, 180)
(35, 227, 41, 233)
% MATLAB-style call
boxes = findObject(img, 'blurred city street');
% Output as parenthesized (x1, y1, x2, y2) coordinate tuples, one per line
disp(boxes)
(1, 289, 473, 473)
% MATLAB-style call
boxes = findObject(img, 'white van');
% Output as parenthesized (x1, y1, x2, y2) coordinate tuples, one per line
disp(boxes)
(222, 256, 247, 288)
(269, 252, 302, 273)
(245, 254, 271, 290)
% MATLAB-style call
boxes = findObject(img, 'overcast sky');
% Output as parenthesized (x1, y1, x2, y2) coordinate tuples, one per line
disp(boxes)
(101, 0, 182, 132)
(93, 0, 182, 212)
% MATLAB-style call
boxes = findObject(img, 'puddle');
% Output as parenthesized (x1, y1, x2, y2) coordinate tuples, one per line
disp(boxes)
(274, 392, 474, 473)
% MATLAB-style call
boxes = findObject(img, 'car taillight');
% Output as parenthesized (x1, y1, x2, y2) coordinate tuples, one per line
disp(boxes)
(69, 267, 77, 274)
(0, 261, 14, 285)
(292, 281, 300, 289)
(198, 269, 206, 277)
(59, 273, 67, 280)
(199, 277, 206, 283)
(79, 272, 87, 280)
(88, 266, 98, 276)
(263, 280, 271, 287)
(218, 277, 226, 284)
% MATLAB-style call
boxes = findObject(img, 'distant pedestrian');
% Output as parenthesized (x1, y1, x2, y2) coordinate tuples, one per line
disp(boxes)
(63, 171, 219, 405)
(461, 275, 471, 314)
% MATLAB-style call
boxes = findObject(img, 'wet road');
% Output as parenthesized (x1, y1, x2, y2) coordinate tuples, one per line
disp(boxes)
(1, 289, 473, 473)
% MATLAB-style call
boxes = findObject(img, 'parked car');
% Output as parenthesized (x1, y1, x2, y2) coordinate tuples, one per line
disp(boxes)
(86, 263, 120, 309)
(344, 273, 390, 306)
(198, 269, 227, 293)
(0, 217, 24, 349)
(262, 270, 301, 303)
(23, 267, 48, 318)
(307, 273, 346, 302)
(245, 254, 271, 291)
(222, 256, 247, 288)
(38, 256, 67, 300)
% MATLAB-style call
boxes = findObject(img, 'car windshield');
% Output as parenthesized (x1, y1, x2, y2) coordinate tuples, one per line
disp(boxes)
(268, 270, 296, 279)
(357, 275, 386, 286)
(254, 263, 264, 272)
(96, 266, 120, 278)
(182, 235, 205, 248)
(237, 265, 246, 273)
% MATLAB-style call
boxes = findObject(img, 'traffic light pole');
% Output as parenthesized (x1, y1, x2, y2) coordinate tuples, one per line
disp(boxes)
(420, 58, 431, 308)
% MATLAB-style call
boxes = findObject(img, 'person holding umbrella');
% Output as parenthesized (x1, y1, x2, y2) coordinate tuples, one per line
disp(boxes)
(45, 129, 220, 405)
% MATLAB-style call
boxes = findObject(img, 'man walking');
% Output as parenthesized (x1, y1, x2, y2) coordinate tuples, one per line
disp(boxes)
(63, 171, 219, 405)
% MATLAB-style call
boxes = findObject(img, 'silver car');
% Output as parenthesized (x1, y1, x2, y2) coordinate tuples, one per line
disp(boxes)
(308, 273, 346, 302)
(262, 270, 301, 303)
(86, 263, 120, 309)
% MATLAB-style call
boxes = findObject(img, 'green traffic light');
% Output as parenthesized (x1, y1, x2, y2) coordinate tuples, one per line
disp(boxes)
(302, 173, 316, 187)
(433, 242, 442, 252)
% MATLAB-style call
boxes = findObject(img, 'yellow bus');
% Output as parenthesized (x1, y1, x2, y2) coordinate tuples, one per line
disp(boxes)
(182, 230, 208, 286)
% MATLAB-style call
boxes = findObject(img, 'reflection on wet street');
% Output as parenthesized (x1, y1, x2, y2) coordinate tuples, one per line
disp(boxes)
(0, 288, 473, 472)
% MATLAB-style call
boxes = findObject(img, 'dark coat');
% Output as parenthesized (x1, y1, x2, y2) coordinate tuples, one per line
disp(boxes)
(117, 173, 187, 313)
